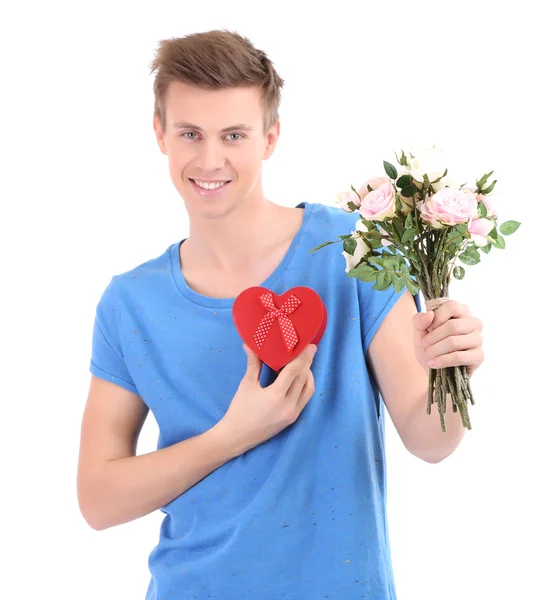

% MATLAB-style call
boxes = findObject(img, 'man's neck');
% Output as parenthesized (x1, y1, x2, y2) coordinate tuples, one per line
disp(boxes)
(182, 198, 296, 274)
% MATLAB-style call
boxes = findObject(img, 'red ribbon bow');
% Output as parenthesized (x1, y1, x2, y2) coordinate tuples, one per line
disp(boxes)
(254, 292, 303, 351)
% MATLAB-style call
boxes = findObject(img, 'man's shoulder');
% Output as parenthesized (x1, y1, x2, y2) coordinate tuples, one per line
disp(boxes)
(114, 242, 176, 279)
(102, 241, 177, 303)
(307, 201, 358, 235)
(302, 201, 358, 259)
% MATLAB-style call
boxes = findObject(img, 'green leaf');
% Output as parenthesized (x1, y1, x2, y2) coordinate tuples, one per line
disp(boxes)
(392, 217, 405, 242)
(400, 185, 418, 198)
(370, 237, 383, 250)
(476, 170, 495, 190)
(373, 270, 393, 291)
(401, 228, 417, 244)
(368, 256, 385, 267)
(479, 244, 492, 254)
(458, 248, 481, 265)
(364, 219, 377, 231)
(446, 231, 463, 244)
(478, 201, 488, 218)
(482, 180, 497, 194)
(453, 266, 465, 280)
(396, 174, 413, 188)
(343, 236, 358, 256)
(394, 149, 408, 166)
(338, 234, 353, 240)
(382, 258, 395, 270)
(392, 273, 405, 293)
(383, 160, 398, 180)
(398, 255, 409, 268)
(309, 240, 336, 252)
(405, 211, 414, 229)
(351, 184, 362, 202)
(499, 220, 521, 235)
(348, 264, 378, 282)
(492, 234, 506, 249)
(347, 201, 359, 211)
(455, 224, 469, 235)
(409, 256, 422, 272)
(367, 184, 374, 192)
(405, 278, 419, 295)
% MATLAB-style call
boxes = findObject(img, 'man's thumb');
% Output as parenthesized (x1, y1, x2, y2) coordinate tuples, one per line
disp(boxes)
(243, 344, 262, 383)
(414, 310, 434, 331)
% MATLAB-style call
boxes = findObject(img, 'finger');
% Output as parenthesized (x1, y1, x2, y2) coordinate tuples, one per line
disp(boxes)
(243, 344, 262, 385)
(273, 345, 316, 393)
(428, 300, 471, 333)
(427, 347, 484, 370)
(286, 370, 309, 402)
(413, 310, 435, 333)
(423, 317, 481, 348)
(295, 370, 315, 413)
(425, 331, 483, 361)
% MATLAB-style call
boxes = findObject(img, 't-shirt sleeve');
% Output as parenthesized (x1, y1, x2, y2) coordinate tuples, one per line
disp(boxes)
(89, 276, 139, 395)
(357, 262, 423, 355)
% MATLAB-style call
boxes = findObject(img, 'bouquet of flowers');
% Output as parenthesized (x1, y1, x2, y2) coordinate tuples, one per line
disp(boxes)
(310, 146, 520, 432)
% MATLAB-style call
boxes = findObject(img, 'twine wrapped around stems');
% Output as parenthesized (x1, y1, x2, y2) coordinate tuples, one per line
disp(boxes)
(425, 296, 449, 312)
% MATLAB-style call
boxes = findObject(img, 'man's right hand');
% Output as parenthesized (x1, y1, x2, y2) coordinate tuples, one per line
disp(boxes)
(214, 343, 318, 456)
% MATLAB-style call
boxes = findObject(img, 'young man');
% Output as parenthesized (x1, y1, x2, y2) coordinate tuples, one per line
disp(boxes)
(77, 29, 484, 599)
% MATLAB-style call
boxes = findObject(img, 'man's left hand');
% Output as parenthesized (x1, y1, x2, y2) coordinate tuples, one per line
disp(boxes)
(412, 300, 484, 378)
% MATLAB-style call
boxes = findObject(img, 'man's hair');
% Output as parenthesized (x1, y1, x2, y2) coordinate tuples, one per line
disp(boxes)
(149, 29, 285, 136)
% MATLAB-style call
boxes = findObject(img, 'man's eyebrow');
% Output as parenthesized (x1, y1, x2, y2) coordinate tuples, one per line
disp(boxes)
(172, 121, 255, 133)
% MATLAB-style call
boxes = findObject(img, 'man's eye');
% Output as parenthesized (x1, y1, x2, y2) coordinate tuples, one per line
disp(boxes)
(181, 132, 244, 141)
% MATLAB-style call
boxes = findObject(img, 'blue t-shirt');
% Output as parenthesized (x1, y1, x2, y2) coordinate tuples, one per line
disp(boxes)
(90, 200, 422, 599)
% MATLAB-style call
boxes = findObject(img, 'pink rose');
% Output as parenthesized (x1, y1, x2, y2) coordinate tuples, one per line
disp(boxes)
(337, 190, 361, 212)
(420, 188, 478, 228)
(356, 176, 391, 202)
(359, 182, 396, 221)
(477, 193, 498, 219)
(468, 217, 494, 247)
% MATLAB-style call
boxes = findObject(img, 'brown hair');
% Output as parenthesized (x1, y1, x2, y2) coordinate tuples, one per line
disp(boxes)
(149, 29, 285, 136)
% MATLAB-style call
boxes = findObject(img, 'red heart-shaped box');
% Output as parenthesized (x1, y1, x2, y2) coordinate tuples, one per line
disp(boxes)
(232, 286, 327, 372)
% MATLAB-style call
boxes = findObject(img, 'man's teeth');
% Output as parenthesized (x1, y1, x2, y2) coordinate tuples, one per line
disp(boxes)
(193, 179, 229, 190)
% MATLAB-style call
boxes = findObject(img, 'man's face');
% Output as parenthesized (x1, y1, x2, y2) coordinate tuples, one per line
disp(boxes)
(154, 81, 280, 217)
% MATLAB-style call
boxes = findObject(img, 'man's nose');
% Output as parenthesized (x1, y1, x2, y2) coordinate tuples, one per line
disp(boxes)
(194, 141, 227, 171)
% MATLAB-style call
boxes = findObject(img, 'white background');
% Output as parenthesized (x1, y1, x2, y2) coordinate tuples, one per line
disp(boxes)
(2, 1, 538, 599)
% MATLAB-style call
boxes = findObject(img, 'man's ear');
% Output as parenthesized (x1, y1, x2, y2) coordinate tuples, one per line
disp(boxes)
(153, 115, 168, 155)
(263, 119, 280, 160)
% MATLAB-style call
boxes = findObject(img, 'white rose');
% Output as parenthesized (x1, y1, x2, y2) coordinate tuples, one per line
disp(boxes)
(356, 216, 393, 247)
(406, 146, 449, 184)
(432, 176, 461, 192)
(343, 231, 370, 273)
(355, 218, 369, 232)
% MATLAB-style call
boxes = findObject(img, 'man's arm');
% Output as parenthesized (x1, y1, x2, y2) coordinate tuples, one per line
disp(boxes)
(78, 343, 319, 531)
(366, 291, 467, 463)
(77, 375, 239, 531)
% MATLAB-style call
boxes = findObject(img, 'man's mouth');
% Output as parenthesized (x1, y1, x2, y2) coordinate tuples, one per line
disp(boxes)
(189, 178, 232, 190)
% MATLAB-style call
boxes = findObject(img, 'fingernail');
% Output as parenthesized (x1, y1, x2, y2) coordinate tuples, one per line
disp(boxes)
(309, 344, 318, 356)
